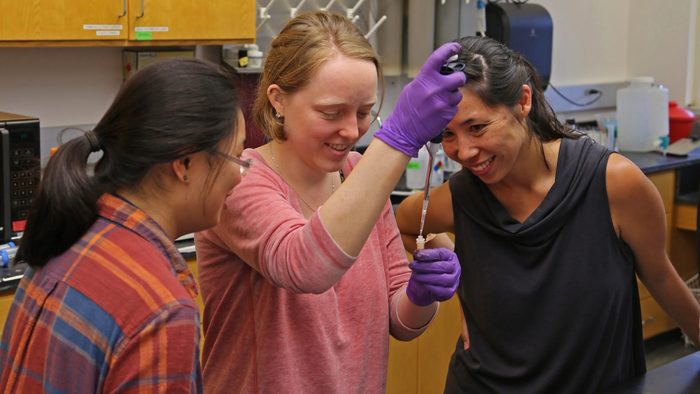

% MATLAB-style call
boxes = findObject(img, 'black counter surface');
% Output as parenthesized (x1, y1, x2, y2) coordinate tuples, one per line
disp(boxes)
(601, 351, 700, 393)
(620, 147, 700, 174)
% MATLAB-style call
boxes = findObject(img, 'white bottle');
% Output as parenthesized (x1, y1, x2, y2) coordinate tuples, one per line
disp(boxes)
(246, 44, 263, 69)
(405, 146, 429, 190)
(405, 145, 445, 190)
(616, 77, 669, 152)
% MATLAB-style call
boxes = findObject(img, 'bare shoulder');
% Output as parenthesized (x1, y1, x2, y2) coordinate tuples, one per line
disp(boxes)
(605, 153, 651, 202)
(606, 153, 665, 234)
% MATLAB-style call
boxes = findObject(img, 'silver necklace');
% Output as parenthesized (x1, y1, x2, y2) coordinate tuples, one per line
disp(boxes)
(267, 144, 337, 212)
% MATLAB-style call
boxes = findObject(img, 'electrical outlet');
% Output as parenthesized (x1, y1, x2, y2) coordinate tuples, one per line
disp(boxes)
(544, 81, 628, 113)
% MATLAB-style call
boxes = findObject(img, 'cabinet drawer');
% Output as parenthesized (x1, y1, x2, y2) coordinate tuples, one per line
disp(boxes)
(640, 296, 676, 339)
(0, 293, 15, 334)
(647, 171, 675, 214)
(674, 202, 697, 231)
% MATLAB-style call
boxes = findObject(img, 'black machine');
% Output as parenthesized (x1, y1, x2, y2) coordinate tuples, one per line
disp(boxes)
(0, 112, 41, 243)
(486, 2, 553, 90)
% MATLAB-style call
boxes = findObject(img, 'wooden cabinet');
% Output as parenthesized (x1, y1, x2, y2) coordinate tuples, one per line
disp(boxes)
(0, 0, 128, 41)
(639, 170, 698, 339)
(0, 292, 13, 334)
(0, 0, 254, 45)
(128, 0, 254, 42)
(639, 171, 675, 339)
(387, 297, 461, 394)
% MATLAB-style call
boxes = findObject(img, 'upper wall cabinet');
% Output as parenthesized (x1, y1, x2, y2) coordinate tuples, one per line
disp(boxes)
(128, 0, 254, 41)
(0, 0, 129, 41)
(0, 0, 254, 45)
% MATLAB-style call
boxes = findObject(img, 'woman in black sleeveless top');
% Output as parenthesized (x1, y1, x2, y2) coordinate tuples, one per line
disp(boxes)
(396, 36, 700, 393)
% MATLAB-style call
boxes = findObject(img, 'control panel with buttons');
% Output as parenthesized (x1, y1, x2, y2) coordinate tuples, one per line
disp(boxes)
(0, 112, 40, 243)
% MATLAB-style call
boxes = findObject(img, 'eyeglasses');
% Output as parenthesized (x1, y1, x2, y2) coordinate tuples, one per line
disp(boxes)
(214, 151, 252, 176)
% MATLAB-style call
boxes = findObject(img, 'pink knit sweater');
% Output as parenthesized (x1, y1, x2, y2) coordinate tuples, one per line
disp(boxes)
(195, 150, 427, 393)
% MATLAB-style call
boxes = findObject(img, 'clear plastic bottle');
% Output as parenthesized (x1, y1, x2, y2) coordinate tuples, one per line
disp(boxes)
(405, 146, 429, 190)
(616, 77, 669, 152)
(405, 145, 445, 190)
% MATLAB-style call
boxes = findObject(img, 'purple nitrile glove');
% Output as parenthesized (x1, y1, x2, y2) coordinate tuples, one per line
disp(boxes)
(406, 248, 461, 307)
(374, 42, 467, 157)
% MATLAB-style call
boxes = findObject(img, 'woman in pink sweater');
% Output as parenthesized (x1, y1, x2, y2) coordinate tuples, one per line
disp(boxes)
(195, 11, 464, 393)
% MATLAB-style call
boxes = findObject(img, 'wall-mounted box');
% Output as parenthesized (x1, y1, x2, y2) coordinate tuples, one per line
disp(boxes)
(122, 49, 195, 80)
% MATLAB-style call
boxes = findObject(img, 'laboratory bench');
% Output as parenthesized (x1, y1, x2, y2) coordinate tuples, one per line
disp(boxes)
(601, 351, 700, 393)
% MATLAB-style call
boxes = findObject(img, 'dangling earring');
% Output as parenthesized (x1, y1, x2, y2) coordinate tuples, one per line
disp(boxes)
(274, 111, 284, 125)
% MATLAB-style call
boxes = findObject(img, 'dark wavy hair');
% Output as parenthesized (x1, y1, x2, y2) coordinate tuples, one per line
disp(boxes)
(455, 36, 577, 142)
(19, 58, 242, 268)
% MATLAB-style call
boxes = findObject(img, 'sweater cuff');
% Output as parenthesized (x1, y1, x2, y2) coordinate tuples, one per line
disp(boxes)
(389, 287, 439, 341)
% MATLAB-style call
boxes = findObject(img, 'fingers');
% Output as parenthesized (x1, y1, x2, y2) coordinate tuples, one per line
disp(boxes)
(443, 69, 467, 91)
(409, 271, 459, 288)
(409, 260, 458, 274)
(413, 247, 457, 262)
(415, 283, 458, 301)
(422, 42, 462, 71)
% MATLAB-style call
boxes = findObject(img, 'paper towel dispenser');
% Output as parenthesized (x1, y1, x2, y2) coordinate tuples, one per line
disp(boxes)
(486, 2, 552, 90)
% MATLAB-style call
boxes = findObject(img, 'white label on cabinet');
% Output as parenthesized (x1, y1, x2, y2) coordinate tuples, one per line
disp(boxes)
(134, 26, 169, 32)
(83, 24, 123, 30)
(96, 31, 121, 36)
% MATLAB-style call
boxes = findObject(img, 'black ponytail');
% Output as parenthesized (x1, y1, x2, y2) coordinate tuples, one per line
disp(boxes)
(18, 135, 102, 267)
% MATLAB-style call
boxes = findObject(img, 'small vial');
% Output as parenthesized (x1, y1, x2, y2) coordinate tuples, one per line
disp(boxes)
(415, 233, 436, 251)
(416, 235, 426, 250)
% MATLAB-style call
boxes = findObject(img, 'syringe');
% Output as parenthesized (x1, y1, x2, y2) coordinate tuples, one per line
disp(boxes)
(416, 135, 443, 250)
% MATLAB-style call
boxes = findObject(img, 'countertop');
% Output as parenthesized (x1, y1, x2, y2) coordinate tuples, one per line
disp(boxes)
(620, 149, 700, 174)
(601, 351, 700, 393)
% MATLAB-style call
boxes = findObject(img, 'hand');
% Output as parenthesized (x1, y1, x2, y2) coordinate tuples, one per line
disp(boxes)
(406, 248, 461, 307)
(374, 42, 466, 157)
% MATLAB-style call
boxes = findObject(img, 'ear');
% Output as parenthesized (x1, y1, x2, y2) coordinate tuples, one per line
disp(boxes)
(267, 84, 286, 116)
(171, 156, 191, 183)
(518, 84, 533, 119)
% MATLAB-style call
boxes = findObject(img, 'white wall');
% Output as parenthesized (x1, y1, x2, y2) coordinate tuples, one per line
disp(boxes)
(531, 0, 631, 85)
(0, 47, 123, 127)
(626, 0, 696, 105)
(533, 0, 697, 105)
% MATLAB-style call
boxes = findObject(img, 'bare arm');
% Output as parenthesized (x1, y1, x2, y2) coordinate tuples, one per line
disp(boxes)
(607, 153, 700, 346)
(319, 139, 409, 256)
(395, 181, 455, 252)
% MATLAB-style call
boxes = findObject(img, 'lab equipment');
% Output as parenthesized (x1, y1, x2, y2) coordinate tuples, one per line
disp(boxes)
(1, 242, 17, 268)
(440, 54, 465, 76)
(416, 135, 443, 250)
(0, 111, 41, 242)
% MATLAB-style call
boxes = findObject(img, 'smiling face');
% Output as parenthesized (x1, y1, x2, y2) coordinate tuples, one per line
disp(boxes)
(441, 86, 532, 184)
(268, 54, 378, 173)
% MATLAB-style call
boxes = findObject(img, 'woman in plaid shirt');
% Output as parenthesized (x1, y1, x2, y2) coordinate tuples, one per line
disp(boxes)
(0, 58, 247, 393)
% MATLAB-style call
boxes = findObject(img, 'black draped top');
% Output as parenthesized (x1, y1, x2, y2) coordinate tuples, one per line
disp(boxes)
(445, 137, 645, 393)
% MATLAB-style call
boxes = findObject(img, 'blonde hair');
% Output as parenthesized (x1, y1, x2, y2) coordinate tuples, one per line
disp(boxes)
(254, 11, 384, 141)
